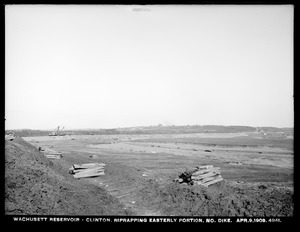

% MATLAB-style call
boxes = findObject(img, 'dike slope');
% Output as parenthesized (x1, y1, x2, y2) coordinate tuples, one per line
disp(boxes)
(5, 136, 133, 215)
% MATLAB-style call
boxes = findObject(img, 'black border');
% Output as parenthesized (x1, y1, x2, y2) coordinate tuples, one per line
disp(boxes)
(1, 1, 296, 228)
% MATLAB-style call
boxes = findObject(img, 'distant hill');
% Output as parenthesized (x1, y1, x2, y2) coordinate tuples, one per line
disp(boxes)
(5, 129, 50, 137)
(259, 127, 293, 133)
(6, 125, 293, 137)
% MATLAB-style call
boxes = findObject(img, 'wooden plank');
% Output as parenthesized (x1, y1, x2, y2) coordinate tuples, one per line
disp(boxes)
(45, 153, 62, 156)
(73, 170, 105, 176)
(192, 169, 220, 177)
(193, 175, 222, 185)
(43, 153, 61, 156)
(198, 165, 214, 170)
(191, 171, 220, 180)
(45, 156, 61, 159)
(192, 169, 220, 176)
(202, 176, 223, 187)
(75, 167, 104, 172)
(73, 172, 105, 179)
(81, 162, 106, 166)
(199, 166, 219, 171)
(194, 175, 218, 184)
(201, 175, 221, 183)
(73, 166, 105, 171)
(45, 154, 62, 157)
(73, 168, 105, 175)
(73, 163, 106, 169)
(73, 171, 105, 179)
(40, 146, 62, 155)
(45, 152, 62, 155)
(72, 167, 105, 174)
(192, 167, 220, 176)
(40, 147, 54, 151)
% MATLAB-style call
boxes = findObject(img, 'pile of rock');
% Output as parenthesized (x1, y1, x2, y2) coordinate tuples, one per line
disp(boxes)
(175, 165, 223, 187)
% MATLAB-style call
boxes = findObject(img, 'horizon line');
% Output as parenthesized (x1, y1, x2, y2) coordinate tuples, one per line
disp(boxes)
(5, 124, 294, 131)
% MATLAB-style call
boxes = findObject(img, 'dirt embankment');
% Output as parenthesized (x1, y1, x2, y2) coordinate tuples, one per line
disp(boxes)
(5, 136, 294, 217)
(138, 178, 293, 216)
(5, 136, 133, 215)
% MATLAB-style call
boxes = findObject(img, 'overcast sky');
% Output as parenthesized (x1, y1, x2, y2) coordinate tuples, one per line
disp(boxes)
(5, 5, 293, 130)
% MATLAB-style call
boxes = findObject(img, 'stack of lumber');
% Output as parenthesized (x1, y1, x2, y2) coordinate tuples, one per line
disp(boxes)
(69, 163, 105, 179)
(39, 146, 63, 159)
(176, 165, 223, 187)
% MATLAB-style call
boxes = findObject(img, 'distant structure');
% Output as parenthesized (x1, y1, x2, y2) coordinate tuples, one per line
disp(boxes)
(49, 126, 65, 136)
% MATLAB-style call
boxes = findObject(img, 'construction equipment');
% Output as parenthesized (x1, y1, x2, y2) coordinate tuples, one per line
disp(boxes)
(49, 126, 65, 136)
(60, 127, 65, 135)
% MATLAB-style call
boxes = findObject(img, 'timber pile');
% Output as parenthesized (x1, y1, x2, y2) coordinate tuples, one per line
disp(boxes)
(39, 146, 63, 159)
(69, 163, 105, 179)
(175, 165, 223, 187)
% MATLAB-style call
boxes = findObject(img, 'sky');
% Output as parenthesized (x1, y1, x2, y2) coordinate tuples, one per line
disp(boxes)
(5, 5, 294, 130)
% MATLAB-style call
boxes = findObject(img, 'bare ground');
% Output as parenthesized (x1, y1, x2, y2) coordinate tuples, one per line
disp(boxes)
(5, 133, 294, 216)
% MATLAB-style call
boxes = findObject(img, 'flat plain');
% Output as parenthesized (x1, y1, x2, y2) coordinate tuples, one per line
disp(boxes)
(14, 129, 293, 216)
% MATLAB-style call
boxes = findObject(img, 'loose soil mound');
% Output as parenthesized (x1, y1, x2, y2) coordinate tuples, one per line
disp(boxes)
(5, 136, 133, 215)
(139, 178, 294, 216)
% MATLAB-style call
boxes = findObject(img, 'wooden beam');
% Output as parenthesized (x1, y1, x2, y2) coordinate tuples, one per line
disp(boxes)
(45, 155, 62, 159)
(202, 175, 221, 183)
(194, 176, 218, 184)
(44, 152, 62, 155)
(191, 171, 220, 180)
(73, 163, 106, 169)
(73, 171, 105, 179)
(202, 176, 223, 187)
(198, 165, 214, 170)
(192, 167, 220, 176)
(72, 167, 105, 174)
